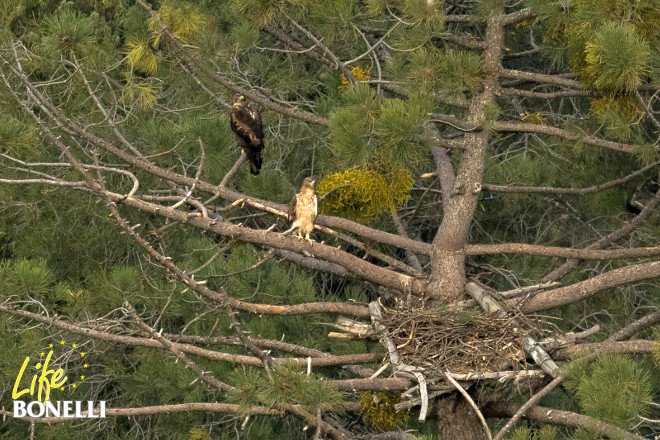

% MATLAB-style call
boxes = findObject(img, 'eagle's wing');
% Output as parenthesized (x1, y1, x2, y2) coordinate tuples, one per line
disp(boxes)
(230, 106, 261, 145)
(229, 112, 247, 148)
(288, 194, 297, 222)
(312, 195, 318, 218)
(248, 104, 264, 142)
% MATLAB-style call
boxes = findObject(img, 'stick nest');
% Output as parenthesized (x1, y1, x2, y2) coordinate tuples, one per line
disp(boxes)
(381, 303, 552, 377)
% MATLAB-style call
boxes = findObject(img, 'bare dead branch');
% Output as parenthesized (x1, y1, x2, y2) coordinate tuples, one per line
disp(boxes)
(606, 313, 660, 342)
(552, 340, 655, 360)
(495, 121, 640, 154)
(542, 180, 660, 282)
(0, 403, 279, 424)
(125, 300, 235, 392)
(444, 373, 492, 440)
(484, 402, 645, 440)
(520, 261, 660, 312)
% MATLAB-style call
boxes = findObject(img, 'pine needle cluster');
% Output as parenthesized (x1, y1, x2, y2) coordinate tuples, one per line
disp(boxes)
(382, 0, 445, 48)
(406, 48, 481, 98)
(188, 428, 212, 440)
(228, 365, 344, 416)
(149, 1, 206, 46)
(41, 4, 96, 57)
(125, 37, 158, 74)
(506, 426, 557, 440)
(563, 354, 652, 430)
(0, 257, 55, 299)
(330, 83, 433, 169)
(583, 22, 652, 92)
(0, 115, 40, 158)
(125, 1, 206, 75)
(122, 73, 161, 110)
(590, 94, 643, 141)
(529, 0, 659, 93)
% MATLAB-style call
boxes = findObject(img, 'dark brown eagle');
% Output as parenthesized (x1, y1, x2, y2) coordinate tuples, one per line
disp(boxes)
(285, 177, 318, 241)
(230, 94, 264, 175)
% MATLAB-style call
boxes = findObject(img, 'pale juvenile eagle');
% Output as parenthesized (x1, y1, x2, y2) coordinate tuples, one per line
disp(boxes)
(229, 94, 264, 175)
(285, 177, 318, 241)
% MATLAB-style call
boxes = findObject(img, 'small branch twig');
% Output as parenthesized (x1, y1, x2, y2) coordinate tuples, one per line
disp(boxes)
(444, 373, 492, 440)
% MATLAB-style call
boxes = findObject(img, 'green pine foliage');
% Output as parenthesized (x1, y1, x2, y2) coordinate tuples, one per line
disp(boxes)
(376, 94, 433, 167)
(0, 257, 56, 299)
(564, 354, 652, 430)
(506, 426, 557, 440)
(528, 0, 660, 92)
(0, 115, 40, 158)
(583, 22, 651, 92)
(589, 95, 643, 142)
(228, 364, 344, 416)
(404, 48, 481, 98)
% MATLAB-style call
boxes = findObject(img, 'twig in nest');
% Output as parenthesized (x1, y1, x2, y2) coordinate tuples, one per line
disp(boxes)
(444, 372, 492, 440)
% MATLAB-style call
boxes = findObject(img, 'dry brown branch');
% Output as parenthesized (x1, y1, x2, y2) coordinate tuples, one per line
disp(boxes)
(444, 373, 492, 440)
(536, 325, 601, 350)
(225, 305, 273, 370)
(124, 301, 235, 392)
(498, 88, 594, 99)
(494, 121, 639, 154)
(484, 402, 645, 440)
(606, 313, 660, 341)
(0, 304, 382, 367)
(218, 153, 246, 188)
(500, 69, 584, 90)
(519, 261, 660, 312)
(552, 340, 655, 360)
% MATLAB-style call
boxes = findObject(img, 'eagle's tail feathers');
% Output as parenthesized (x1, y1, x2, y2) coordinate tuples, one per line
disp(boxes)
(245, 149, 263, 175)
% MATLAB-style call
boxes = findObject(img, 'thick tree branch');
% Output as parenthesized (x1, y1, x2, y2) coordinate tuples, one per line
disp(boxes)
(606, 313, 660, 341)
(495, 121, 639, 154)
(484, 402, 645, 440)
(542, 181, 660, 282)
(500, 69, 584, 90)
(517, 261, 660, 312)
(552, 340, 655, 360)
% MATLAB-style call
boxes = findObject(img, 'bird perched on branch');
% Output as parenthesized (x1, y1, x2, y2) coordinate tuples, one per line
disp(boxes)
(285, 177, 318, 242)
(229, 94, 264, 175)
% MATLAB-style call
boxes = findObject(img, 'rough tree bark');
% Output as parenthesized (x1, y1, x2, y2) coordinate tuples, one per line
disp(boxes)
(428, 7, 505, 440)
(426, 7, 505, 305)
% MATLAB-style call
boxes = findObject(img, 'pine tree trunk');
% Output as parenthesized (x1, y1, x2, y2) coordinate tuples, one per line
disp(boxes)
(436, 393, 489, 440)
(426, 8, 505, 304)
